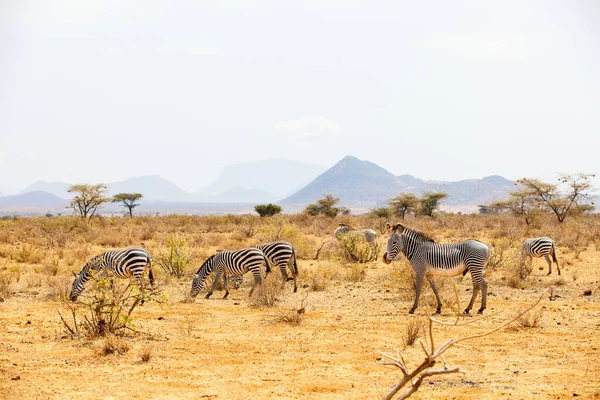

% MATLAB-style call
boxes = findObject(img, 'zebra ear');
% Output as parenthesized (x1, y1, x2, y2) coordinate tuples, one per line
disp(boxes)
(386, 223, 392, 231)
(393, 223, 404, 233)
(193, 273, 199, 279)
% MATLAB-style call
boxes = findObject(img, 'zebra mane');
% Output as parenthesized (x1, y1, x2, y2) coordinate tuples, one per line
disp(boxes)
(196, 254, 217, 274)
(403, 226, 436, 243)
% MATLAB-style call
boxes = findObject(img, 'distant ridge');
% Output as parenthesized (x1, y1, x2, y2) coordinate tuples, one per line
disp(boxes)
(0, 191, 68, 211)
(279, 155, 515, 213)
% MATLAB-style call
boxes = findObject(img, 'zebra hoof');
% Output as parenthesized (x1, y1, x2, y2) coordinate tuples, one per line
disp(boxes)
(205, 293, 212, 299)
(435, 308, 441, 315)
(477, 309, 484, 315)
(408, 309, 415, 314)
(293, 287, 297, 293)
(463, 309, 470, 315)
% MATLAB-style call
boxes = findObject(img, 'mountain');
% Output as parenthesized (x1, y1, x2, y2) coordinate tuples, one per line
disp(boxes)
(0, 191, 68, 212)
(280, 156, 400, 209)
(108, 175, 192, 202)
(279, 155, 515, 213)
(198, 159, 326, 199)
(20, 181, 72, 199)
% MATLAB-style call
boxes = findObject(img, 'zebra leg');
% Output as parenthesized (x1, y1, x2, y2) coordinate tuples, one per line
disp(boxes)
(249, 271, 263, 297)
(222, 274, 230, 299)
(544, 254, 553, 275)
(278, 263, 289, 290)
(477, 278, 488, 314)
(410, 271, 425, 314)
(426, 276, 443, 314)
(206, 269, 223, 299)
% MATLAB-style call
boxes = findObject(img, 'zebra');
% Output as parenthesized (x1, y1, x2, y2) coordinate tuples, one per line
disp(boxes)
(190, 248, 269, 299)
(230, 241, 299, 293)
(521, 237, 560, 275)
(382, 223, 490, 315)
(334, 224, 378, 246)
(69, 247, 154, 301)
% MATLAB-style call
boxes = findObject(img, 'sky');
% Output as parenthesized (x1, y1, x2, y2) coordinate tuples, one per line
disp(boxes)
(1, 0, 599, 193)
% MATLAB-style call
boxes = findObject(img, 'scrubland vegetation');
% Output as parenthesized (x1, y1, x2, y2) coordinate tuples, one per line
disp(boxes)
(1, 212, 599, 398)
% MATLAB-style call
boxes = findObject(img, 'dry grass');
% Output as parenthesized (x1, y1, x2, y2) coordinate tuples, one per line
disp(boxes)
(249, 273, 283, 307)
(0, 214, 599, 398)
(100, 335, 130, 356)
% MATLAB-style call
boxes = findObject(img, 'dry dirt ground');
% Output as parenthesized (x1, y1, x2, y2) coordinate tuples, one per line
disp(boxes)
(1, 248, 600, 399)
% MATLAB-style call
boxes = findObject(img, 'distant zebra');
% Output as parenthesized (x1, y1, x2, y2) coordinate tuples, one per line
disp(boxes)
(334, 224, 378, 246)
(521, 237, 560, 275)
(190, 248, 269, 299)
(69, 248, 154, 301)
(383, 223, 490, 315)
(230, 241, 299, 292)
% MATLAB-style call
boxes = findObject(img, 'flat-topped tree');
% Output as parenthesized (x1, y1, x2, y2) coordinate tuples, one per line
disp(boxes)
(68, 184, 110, 219)
(112, 193, 143, 217)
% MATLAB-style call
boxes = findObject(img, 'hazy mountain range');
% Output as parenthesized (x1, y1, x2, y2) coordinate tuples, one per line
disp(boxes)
(1, 156, 516, 215)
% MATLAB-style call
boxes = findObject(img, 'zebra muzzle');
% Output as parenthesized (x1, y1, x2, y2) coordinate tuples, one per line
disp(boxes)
(382, 252, 392, 264)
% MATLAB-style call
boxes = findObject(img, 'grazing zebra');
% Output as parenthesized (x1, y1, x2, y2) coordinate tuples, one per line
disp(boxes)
(521, 237, 560, 275)
(69, 248, 154, 301)
(230, 241, 299, 292)
(382, 223, 490, 315)
(190, 248, 269, 299)
(334, 224, 378, 246)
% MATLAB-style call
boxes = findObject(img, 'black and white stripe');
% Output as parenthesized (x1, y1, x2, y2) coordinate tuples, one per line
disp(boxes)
(190, 248, 269, 299)
(69, 248, 154, 301)
(521, 237, 560, 275)
(383, 223, 490, 315)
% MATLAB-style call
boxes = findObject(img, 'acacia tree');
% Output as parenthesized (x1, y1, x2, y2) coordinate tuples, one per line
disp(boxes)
(517, 174, 595, 223)
(68, 184, 110, 219)
(254, 203, 282, 217)
(491, 189, 541, 225)
(419, 192, 448, 217)
(304, 194, 349, 218)
(389, 193, 420, 219)
(112, 193, 143, 217)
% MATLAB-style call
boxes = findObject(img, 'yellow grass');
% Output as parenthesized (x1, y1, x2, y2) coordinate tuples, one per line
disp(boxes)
(0, 214, 599, 399)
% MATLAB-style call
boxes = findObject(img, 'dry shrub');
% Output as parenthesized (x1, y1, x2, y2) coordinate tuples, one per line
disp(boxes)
(0, 272, 12, 299)
(275, 294, 308, 325)
(16, 244, 43, 264)
(402, 317, 424, 347)
(46, 276, 71, 301)
(337, 232, 379, 263)
(487, 238, 519, 271)
(345, 263, 367, 282)
(156, 235, 194, 277)
(25, 274, 43, 288)
(100, 335, 130, 356)
(309, 274, 328, 292)
(551, 277, 566, 286)
(43, 258, 60, 276)
(249, 273, 282, 307)
(139, 344, 154, 362)
(392, 259, 417, 301)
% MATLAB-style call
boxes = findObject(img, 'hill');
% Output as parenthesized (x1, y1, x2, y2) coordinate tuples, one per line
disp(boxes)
(279, 155, 515, 213)
(0, 191, 68, 213)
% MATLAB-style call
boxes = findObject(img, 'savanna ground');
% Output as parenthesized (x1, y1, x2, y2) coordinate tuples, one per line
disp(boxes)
(0, 213, 599, 399)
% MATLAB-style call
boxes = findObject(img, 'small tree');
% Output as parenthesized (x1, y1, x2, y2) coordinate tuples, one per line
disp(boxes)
(370, 207, 392, 219)
(254, 203, 282, 217)
(517, 174, 595, 223)
(68, 184, 110, 219)
(389, 194, 420, 219)
(112, 193, 143, 217)
(419, 192, 448, 217)
(491, 189, 541, 225)
(304, 194, 349, 218)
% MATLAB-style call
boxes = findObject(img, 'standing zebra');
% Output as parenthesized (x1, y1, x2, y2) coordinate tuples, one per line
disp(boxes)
(190, 248, 269, 299)
(521, 237, 560, 275)
(69, 247, 154, 301)
(383, 223, 490, 315)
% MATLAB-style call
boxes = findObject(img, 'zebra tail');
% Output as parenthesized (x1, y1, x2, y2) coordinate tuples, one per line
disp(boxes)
(148, 261, 155, 286)
(264, 254, 271, 274)
(552, 243, 558, 264)
(292, 247, 299, 277)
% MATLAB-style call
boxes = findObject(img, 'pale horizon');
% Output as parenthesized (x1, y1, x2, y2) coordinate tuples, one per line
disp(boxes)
(1, 1, 598, 193)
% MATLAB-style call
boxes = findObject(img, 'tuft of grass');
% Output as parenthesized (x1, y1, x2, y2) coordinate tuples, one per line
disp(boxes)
(515, 310, 543, 329)
(402, 318, 424, 347)
(46, 276, 71, 301)
(345, 264, 367, 283)
(100, 335, 130, 356)
(275, 294, 308, 326)
(16, 244, 43, 264)
(25, 274, 43, 288)
(0, 272, 13, 299)
(551, 277, 566, 286)
(139, 344, 153, 362)
(309, 274, 328, 292)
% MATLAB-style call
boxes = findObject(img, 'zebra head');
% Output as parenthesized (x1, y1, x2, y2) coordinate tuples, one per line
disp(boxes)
(190, 255, 215, 298)
(69, 271, 83, 301)
(383, 223, 405, 264)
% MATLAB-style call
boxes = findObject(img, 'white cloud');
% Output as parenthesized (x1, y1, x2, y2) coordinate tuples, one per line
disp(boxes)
(274, 116, 342, 143)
